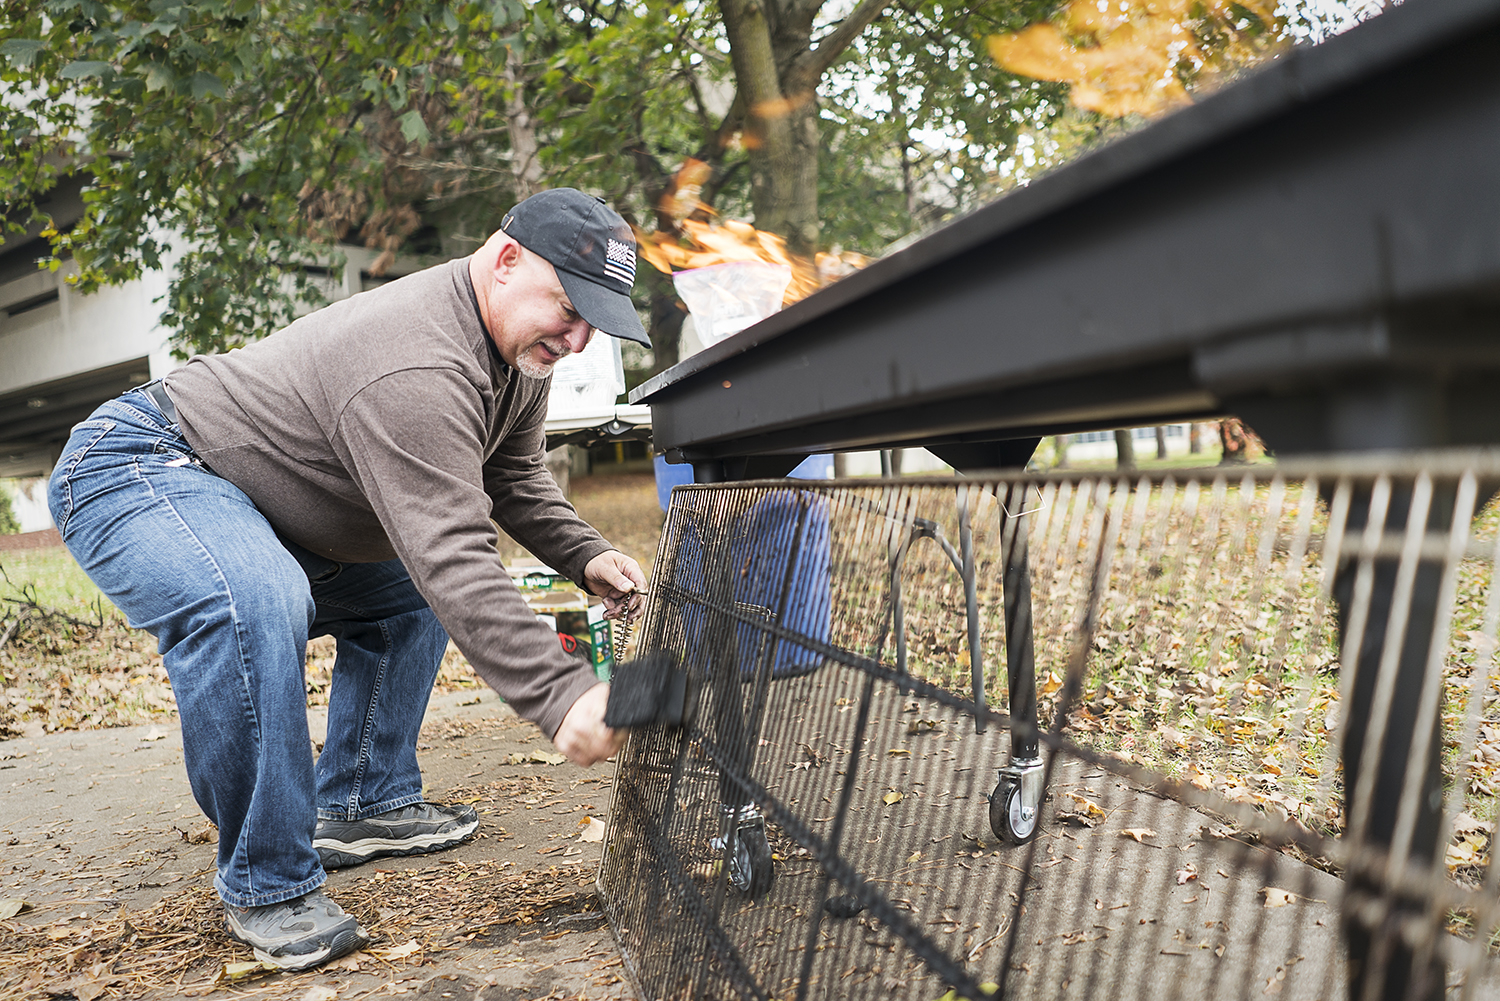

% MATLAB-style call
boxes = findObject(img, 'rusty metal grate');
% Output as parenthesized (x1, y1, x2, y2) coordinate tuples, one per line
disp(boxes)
(597, 453, 1500, 1001)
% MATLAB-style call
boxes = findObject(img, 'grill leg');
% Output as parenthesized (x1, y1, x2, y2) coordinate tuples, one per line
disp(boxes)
(1002, 504, 1039, 761)
(991, 499, 1044, 845)
(1333, 482, 1454, 1001)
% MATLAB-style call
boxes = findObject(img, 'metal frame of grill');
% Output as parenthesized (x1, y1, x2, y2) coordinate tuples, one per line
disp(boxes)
(599, 452, 1500, 1001)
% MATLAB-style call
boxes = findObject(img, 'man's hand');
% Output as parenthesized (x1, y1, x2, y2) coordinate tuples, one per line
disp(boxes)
(584, 549, 647, 624)
(554, 682, 624, 766)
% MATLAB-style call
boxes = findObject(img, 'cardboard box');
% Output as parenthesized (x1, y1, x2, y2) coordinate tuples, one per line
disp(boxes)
(508, 562, 613, 680)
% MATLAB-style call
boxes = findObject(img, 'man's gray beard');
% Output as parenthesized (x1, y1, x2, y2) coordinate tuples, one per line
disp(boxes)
(515, 344, 570, 380)
(514, 354, 555, 380)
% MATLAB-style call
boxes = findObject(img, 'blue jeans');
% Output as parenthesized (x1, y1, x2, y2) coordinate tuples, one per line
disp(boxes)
(48, 389, 449, 908)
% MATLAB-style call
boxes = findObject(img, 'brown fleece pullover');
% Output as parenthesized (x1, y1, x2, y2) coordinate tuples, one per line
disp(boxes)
(164, 257, 611, 738)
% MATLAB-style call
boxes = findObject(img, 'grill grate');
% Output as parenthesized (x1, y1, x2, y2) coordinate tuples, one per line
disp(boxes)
(598, 454, 1500, 1001)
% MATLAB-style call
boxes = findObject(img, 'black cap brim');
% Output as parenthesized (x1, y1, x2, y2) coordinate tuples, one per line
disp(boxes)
(556, 268, 651, 347)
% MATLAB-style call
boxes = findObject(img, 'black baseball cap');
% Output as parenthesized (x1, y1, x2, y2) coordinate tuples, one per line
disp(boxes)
(500, 188, 651, 347)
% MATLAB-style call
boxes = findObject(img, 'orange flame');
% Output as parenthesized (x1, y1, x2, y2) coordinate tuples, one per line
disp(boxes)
(637, 218, 868, 305)
(638, 158, 870, 306)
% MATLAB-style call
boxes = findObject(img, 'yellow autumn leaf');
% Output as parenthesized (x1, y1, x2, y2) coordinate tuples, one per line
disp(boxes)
(1064, 792, 1106, 818)
(1119, 828, 1156, 843)
(888, 748, 911, 757)
(883, 791, 904, 805)
(218, 960, 276, 983)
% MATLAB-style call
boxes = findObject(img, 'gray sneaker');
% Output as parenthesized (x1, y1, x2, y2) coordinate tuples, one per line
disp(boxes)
(314, 801, 479, 870)
(224, 890, 369, 970)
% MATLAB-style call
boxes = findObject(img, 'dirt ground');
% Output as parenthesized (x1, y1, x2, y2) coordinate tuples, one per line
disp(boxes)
(1, 690, 636, 1001)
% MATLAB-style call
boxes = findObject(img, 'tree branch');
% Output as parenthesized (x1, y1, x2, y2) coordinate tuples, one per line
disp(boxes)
(788, 0, 889, 92)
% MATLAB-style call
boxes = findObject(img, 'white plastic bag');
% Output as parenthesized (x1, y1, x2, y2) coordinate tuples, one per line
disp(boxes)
(672, 261, 792, 347)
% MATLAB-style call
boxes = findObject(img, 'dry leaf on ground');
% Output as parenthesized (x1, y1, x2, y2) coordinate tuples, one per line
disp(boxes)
(883, 790, 904, 805)
(1119, 828, 1156, 843)
(1261, 887, 1295, 908)
(578, 817, 607, 843)
(217, 960, 276, 983)
(367, 940, 422, 962)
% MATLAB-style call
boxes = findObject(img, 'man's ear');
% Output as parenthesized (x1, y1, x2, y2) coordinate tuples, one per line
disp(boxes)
(491, 240, 523, 285)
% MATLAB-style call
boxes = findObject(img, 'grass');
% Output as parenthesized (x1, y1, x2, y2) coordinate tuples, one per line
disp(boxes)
(0, 548, 111, 618)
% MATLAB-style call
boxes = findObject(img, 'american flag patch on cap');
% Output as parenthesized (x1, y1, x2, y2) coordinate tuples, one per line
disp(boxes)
(604, 238, 636, 286)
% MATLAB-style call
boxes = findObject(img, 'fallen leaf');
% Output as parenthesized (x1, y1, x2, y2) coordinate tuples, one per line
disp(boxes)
(185, 822, 217, 845)
(883, 791, 904, 806)
(1454, 812, 1496, 836)
(1175, 867, 1197, 885)
(1119, 828, 1156, 843)
(1261, 887, 1295, 908)
(906, 851, 923, 863)
(0, 899, 28, 919)
(529, 750, 567, 766)
(300, 987, 339, 1001)
(218, 960, 276, 983)
(368, 940, 421, 961)
(578, 817, 606, 843)
(72, 980, 107, 1001)
(1064, 792, 1106, 821)
(325, 954, 362, 972)
(140, 727, 167, 742)
(888, 748, 912, 757)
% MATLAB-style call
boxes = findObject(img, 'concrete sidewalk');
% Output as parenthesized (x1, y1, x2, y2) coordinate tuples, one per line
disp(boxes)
(1, 689, 636, 1000)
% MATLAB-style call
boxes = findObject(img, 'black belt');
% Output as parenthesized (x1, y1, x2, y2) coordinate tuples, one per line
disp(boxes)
(143, 380, 178, 424)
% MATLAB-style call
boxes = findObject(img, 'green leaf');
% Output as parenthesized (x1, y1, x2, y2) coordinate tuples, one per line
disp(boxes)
(397, 109, 429, 146)
(143, 62, 175, 92)
(191, 71, 227, 99)
(0, 39, 47, 68)
(58, 60, 113, 80)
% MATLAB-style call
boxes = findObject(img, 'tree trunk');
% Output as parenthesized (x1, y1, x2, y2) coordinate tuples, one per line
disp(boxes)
(645, 268, 684, 374)
(717, 0, 889, 258)
(503, 44, 544, 199)
(1154, 425, 1168, 460)
(1189, 422, 1204, 454)
(1115, 428, 1136, 471)
(1054, 434, 1069, 469)
(1218, 419, 1252, 465)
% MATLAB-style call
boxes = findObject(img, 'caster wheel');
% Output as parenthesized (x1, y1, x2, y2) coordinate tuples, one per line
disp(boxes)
(989, 777, 1038, 844)
(726, 824, 776, 899)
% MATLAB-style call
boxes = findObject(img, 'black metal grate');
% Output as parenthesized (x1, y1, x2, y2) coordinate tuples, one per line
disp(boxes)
(598, 454, 1500, 1000)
